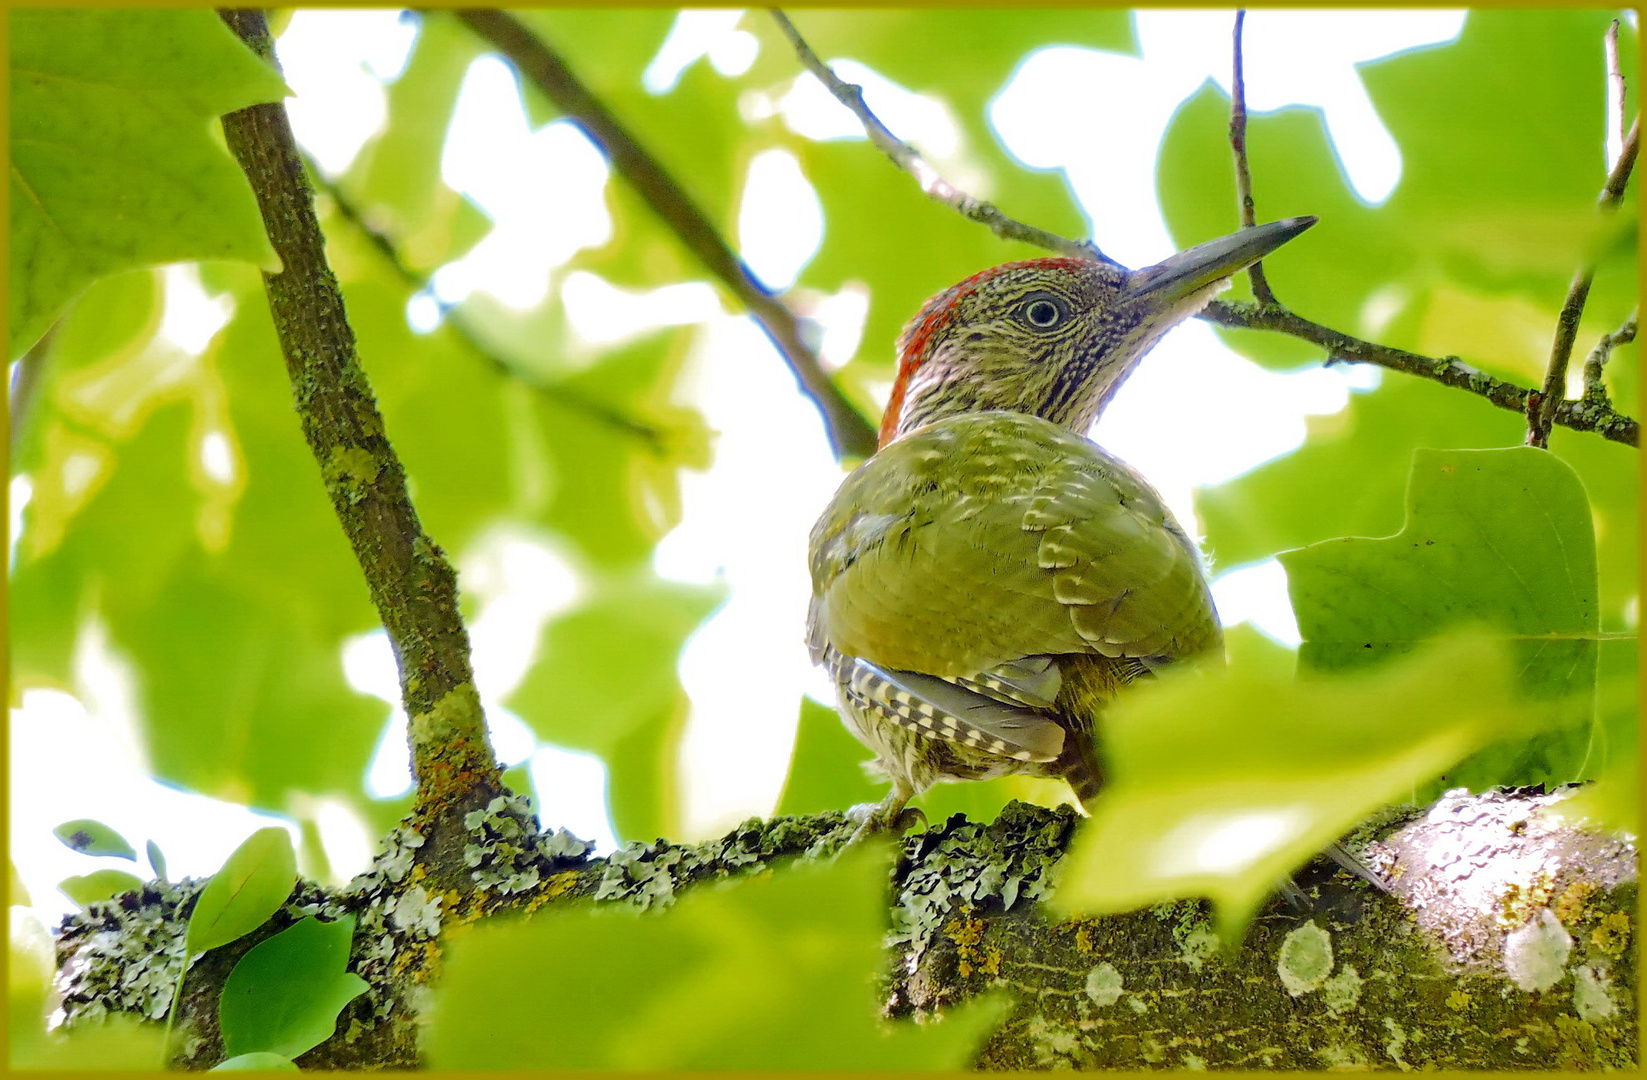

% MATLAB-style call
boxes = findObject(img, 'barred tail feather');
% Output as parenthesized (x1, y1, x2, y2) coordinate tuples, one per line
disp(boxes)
(1053, 728, 1105, 806)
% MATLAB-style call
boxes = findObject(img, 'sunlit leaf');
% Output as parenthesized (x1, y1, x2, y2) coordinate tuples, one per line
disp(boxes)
(212, 1052, 298, 1071)
(53, 819, 137, 860)
(425, 847, 1005, 1068)
(1057, 635, 1526, 938)
(185, 827, 296, 957)
(9, 9, 284, 356)
(147, 840, 169, 883)
(58, 870, 144, 909)
(219, 916, 367, 1060)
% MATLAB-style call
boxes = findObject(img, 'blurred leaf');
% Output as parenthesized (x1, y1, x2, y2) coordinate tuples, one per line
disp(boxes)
(1544, 637, 1639, 835)
(1157, 85, 1388, 369)
(508, 571, 724, 843)
(212, 1053, 299, 1071)
(58, 870, 144, 909)
(219, 916, 367, 1060)
(1281, 447, 1605, 792)
(510, 574, 723, 755)
(762, 10, 1127, 374)
(10, 269, 164, 478)
(346, 13, 482, 242)
(147, 840, 169, 883)
(53, 819, 137, 860)
(10, 1014, 168, 1070)
(9, 9, 283, 356)
(774, 696, 883, 816)
(1360, 9, 1632, 323)
(1057, 635, 1526, 939)
(185, 827, 296, 957)
(1158, 11, 1636, 371)
(11, 862, 32, 907)
(425, 847, 1005, 1069)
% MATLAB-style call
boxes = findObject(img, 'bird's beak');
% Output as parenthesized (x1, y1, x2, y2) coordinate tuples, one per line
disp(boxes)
(1123, 216, 1317, 305)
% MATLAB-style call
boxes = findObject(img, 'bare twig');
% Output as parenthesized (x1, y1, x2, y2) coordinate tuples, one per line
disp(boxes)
(1203, 299, 1639, 447)
(1606, 19, 1627, 152)
(1582, 312, 1636, 407)
(766, 10, 1638, 449)
(1526, 115, 1638, 448)
(768, 9, 1113, 265)
(1228, 10, 1276, 306)
(218, 9, 501, 818)
(451, 9, 877, 461)
(304, 155, 670, 451)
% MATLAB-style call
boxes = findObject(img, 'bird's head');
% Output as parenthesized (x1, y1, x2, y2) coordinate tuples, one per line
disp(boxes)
(880, 216, 1317, 447)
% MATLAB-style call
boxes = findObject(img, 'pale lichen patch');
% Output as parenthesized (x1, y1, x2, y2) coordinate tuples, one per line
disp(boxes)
(1277, 921, 1333, 996)
(1383, 1018, 1408, 1066)
(1084, 962, 1122, 1007)
(1322, 964, 1363, 1015)
(1502, 908, 1570, 992)
(1179, 928, 1218, 971)
(1571, 964, 1616, 1022)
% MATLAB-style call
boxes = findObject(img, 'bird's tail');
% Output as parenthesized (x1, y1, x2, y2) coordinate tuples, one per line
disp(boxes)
(1054, 730, 1105, 807)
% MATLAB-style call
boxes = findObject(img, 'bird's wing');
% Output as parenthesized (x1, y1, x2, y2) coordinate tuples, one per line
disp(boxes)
(809, 411, 1220, 712)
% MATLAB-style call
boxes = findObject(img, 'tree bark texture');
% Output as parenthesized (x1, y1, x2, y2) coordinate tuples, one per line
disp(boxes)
(51, 787, 1635, 1070)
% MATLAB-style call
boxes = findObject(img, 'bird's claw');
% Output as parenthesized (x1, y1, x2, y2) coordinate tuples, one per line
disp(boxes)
(845, 801, 927, 843)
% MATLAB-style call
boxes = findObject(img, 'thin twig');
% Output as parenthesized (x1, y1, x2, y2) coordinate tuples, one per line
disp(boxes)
(451, 9, 877, 461)
(218, 9, 501, 815)
(1606, 19, 1627, 152)
(1228, 10, 1276, 306)
(1203, 299, 1639, 447)
(9, 318, 57, 455)
(1527, 115, 1638, 448)
(768, 9, 1113, 266)
(1582, 312, 1636, 407)
(767, 10, 1638, 449)
(304, 154, 669, 451)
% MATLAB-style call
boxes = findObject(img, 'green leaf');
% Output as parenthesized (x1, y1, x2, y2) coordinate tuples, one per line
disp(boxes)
(52, 819, 138, 860)
(219, 916, 367, 1061)
(1056, 634, 1527, 938)
(1279, 447, 1604, 792)
(185, 827, 297, 957)
(774, 696, 884, 816)
(58, 869, 144, 908)
(212, 1052, 299, 1071)
(9, 9, 285, 356)
(425, 847, 1004, 1069)
(147, 840, 169, 883)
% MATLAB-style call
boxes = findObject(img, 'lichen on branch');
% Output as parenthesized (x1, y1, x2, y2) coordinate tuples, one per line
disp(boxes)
(215, 8, 499, 814)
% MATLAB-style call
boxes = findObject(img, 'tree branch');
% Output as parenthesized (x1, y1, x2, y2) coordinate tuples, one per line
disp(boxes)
(450, 8, 877, 462)
(1227, 9, 1277, 306)
(1527, 114, 1638, 448)
(1606, 19, 1627, 149)
(1582, 312, 1637, 407)
(1203, 299, 1639, 445)
(768, 9, 1113, 266)
(217, 9, 500, 823)
(767, 9, 1640, 449)
(304, 155, 671, 452)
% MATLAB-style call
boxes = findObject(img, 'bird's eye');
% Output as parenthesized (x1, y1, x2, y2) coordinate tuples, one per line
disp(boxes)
(1020, 296, 1067, 330)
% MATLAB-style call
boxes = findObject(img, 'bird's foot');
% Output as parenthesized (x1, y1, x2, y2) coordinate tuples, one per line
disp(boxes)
(845, 800, 926, 843)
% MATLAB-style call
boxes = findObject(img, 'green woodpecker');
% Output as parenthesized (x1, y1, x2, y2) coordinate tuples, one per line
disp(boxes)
(807, 217, 1317, 830)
